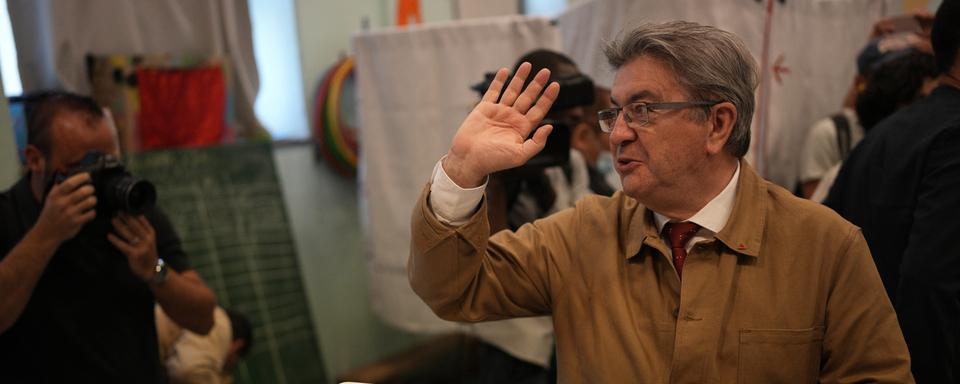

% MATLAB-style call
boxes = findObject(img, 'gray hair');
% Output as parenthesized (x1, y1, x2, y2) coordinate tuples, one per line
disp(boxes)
(604, 21, 758, 157)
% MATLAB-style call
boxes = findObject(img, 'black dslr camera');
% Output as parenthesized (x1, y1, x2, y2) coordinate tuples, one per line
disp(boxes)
(55, 151, 157, 216)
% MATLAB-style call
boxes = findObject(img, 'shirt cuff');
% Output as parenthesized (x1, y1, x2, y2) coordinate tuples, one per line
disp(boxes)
(428, 157, 487, 226)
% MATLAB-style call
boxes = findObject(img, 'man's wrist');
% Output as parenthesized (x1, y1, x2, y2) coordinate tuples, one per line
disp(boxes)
(25, 223, 65, 252)
(149, 258, 169, 285)
(442, 152, 485, 188)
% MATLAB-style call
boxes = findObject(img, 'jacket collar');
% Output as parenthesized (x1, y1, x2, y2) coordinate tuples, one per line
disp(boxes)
(622, 159, 766, 259)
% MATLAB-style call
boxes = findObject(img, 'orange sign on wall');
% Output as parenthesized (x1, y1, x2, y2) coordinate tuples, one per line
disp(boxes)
(396, 0, 422, 26)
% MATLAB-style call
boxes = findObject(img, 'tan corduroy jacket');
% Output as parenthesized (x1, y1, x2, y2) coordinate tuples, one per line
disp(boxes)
(409, 161, 913, 383)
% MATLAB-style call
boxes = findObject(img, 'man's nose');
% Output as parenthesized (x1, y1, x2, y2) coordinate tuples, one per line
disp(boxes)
(608, 113, 636, 147)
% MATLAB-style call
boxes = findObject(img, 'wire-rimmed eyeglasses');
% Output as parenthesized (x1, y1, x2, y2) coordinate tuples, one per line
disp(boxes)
(597, 100, 722, 133)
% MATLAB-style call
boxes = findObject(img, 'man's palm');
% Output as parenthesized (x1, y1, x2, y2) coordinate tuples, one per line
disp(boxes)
(445, 63, 560, 187)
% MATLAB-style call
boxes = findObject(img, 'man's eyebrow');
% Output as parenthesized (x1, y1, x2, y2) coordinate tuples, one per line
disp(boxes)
(611, 90, 656, 107)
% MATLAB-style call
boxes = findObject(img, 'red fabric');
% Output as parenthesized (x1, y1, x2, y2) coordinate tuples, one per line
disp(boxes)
(137, 66, 226, 150)
(663, 222, 701, 279)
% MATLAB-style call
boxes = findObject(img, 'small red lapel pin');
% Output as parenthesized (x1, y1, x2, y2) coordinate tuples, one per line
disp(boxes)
(737, 243, 747, 250)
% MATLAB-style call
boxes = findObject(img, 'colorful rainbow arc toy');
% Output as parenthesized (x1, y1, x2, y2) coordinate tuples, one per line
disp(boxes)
(313, 57, 358, 178)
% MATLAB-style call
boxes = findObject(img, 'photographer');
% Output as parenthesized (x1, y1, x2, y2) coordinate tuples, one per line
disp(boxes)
(0, 91, 216, 382)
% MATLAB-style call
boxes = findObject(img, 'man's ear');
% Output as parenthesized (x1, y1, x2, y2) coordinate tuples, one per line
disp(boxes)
(705, 102, 737, 155)
(24, 145, 46, 175)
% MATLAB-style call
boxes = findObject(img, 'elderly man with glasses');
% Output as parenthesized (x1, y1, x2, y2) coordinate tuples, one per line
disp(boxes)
(409, 21, 912, 383)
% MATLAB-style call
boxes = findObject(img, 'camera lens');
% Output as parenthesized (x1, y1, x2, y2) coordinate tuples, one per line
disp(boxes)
(112, 176, 157, 215)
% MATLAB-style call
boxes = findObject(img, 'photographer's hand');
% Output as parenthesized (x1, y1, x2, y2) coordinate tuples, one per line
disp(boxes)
(1, 172, 96, 333)
(108, 213, 159, 282)
(443, 62, 560, 188)
(108, 213, 217, 334)
(33, 172, 97, 244)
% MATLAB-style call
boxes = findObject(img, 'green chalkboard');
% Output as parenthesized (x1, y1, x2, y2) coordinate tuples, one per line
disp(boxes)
(128, 143, 326, 384)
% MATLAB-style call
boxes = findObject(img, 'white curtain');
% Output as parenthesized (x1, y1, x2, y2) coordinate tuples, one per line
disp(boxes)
(6, 0, 261, 135)
(355, 16, 561, 366)
(558, 0, 898, 187)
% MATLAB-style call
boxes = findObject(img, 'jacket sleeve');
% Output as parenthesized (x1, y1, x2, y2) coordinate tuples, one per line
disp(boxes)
(819, 226, 914, 383)
(408, 183, 575, 322)
(895, 125, 960, 383)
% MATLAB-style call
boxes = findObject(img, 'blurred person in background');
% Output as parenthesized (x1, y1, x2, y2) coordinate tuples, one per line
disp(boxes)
(157, 305, 253, 384)
(826, 2, 960, 382)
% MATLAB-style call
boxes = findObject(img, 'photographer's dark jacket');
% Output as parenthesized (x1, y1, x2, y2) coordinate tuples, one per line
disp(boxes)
(0, 175, 191, 383)
(826, 85, 960, 383)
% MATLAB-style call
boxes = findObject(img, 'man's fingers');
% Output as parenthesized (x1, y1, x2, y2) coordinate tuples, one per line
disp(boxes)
(77, 209, 96, 226)
(107, 233, 133, 254)
(131, 215, 153, 237)
(481, 68, 510, 104)
(68, 185, 96, 205)
(57, 172, 92, 193)
(521, 124, 553, 160)
(498, 62, 532, 107)
(525, 81, 560, 125)
(112, 216, 137, 242)
(514, 68, 551, 114)
(73, 195, 97, 214)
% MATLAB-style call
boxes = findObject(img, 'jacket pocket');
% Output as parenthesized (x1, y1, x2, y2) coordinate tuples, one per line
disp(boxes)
(738, 326, 824, 384)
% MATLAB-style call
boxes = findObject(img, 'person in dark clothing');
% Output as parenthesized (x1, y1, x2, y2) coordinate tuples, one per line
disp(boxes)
(0, 91, 216, 382)
(825, 2, 960, 382)
(855, 51, 939, 131)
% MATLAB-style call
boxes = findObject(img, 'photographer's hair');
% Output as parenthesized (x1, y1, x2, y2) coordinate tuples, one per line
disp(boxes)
(856, 52, 938, 130)
(603, 21, 759, 158)
(226, 308, 254, 357)
(16, 91, 104, 156)
(512, 49, 579, 90)
(931, 0, 960, 74)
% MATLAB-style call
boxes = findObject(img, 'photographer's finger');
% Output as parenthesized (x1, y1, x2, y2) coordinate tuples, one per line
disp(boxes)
(135, 216, 156, 238)
(127, 215, 150, 237)
(72, 194, 97, 215)
(481, 68, 510, 104)
(59, 172, 92, 193)
(514, 68, 551, 114)
(111, 216, 137, 242)
(76, 208, 96, 226)
(498, 62, 531, 107)
(107, 233, 134, 255)
(524, 81, 560, 129)
(67, 184, 96, 205)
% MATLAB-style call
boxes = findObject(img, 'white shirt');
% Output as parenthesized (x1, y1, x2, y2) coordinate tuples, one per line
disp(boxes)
(652, 163, 740, 253)
(799, 108, 864, 182)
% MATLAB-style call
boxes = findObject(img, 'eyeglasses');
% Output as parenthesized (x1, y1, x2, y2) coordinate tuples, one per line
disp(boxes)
(597, 100, 722, 133)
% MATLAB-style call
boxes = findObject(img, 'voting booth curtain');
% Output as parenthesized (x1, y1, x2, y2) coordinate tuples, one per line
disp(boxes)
(355, 16, 561, 366)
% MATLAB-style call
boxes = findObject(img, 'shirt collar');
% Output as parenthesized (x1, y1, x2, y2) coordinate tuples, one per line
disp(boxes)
(652, 162, 740, 235)
(622, 159, 766, 260)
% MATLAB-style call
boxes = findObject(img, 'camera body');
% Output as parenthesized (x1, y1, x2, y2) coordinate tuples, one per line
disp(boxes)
(55, 151, 157, 216)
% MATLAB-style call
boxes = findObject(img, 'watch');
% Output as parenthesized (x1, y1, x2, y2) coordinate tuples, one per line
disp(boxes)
(151, 258, 168, 284)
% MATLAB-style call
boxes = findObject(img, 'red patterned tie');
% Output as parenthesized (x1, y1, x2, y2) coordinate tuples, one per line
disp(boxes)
(663, 222, 701, 278)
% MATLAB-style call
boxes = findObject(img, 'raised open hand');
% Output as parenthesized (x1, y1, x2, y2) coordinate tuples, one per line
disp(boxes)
(443, 62, 560, 187)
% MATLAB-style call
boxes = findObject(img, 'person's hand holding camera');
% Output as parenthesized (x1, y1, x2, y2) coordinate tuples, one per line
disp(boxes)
(108, 213, 160, 283)
(33, 172, 97, 245)
(443, 62, 560, 188)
